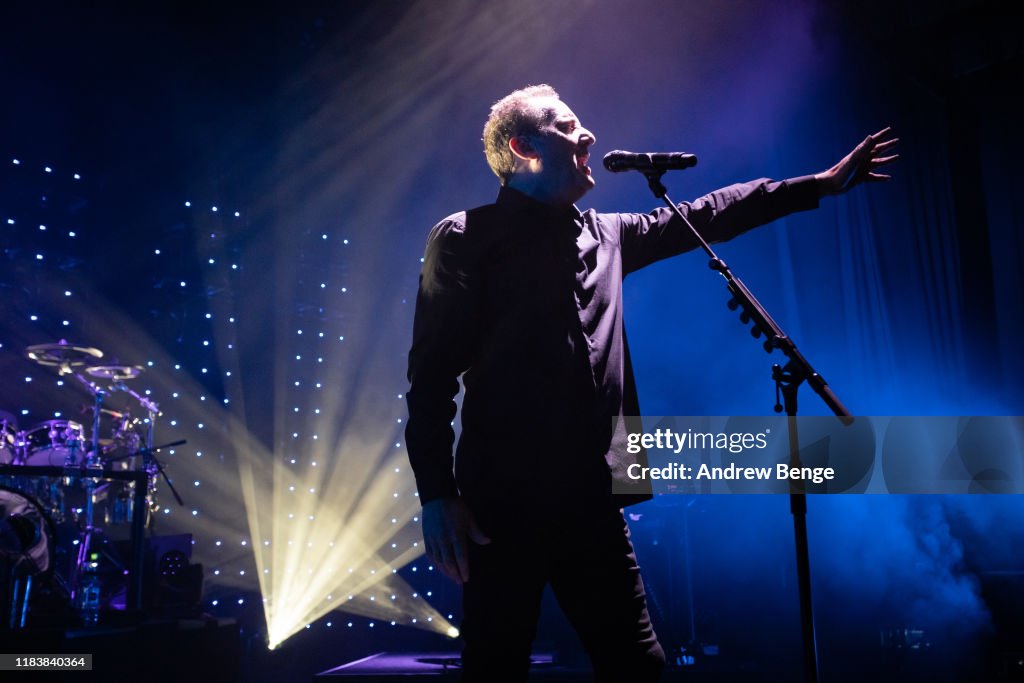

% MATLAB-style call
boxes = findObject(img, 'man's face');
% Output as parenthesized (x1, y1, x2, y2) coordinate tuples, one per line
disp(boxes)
(522, 97, 597, 206)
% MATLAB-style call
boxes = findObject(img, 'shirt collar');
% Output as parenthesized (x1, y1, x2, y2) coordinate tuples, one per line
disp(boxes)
(496, 186, 583, 224)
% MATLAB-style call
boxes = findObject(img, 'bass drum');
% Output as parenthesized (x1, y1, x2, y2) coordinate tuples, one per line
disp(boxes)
(22, 420, 85, 467)
(0, 485, 56, 576)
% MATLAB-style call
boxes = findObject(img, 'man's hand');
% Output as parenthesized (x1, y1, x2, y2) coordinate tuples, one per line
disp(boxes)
(422, 497, 491, 584)
(815, 127, 899, 197)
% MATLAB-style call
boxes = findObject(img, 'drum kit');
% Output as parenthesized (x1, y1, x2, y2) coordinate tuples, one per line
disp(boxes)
(1, 340, 184, 628)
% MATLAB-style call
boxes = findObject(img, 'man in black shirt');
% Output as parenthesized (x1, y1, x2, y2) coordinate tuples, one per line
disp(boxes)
(406, 84, 896, 681)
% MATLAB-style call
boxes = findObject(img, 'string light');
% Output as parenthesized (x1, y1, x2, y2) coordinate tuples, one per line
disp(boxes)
(1, 152, 452, 654)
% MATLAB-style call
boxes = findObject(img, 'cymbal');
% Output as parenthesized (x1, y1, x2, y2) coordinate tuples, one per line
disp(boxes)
(26, 340, 104, 368)
(86, 365, 143, 381)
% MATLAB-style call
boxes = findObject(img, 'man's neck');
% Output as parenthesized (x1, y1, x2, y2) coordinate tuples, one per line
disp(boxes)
(505, 176, 576, 209)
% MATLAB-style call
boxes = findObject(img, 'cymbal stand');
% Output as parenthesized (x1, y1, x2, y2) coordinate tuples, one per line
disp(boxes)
(66, 370, 106, 611)
(109, 380, 162, 523)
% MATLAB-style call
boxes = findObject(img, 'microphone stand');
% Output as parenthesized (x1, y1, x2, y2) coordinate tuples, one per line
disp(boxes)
(639, 169, 852, 683)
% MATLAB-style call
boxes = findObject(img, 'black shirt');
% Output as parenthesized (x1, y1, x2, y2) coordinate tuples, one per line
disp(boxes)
(406, 177, 820, 510)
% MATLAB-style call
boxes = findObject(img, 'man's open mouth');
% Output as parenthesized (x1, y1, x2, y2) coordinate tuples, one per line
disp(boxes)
(577, 151, 591, 175)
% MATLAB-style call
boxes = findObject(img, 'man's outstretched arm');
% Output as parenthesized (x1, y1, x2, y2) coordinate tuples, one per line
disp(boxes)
(618, 128, 899, 273)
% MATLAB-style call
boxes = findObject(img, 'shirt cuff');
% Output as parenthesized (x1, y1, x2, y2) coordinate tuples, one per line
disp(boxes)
(786, 174, 824, 208)
(415, 474, 460, 506)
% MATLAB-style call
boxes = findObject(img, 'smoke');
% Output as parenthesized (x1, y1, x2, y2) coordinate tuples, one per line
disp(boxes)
(808, 495, 994, 678)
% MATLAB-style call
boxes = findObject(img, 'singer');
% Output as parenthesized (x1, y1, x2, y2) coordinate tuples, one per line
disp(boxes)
(405, 84, 896, 681)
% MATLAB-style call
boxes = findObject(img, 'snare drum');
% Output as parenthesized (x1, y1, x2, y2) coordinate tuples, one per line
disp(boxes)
(22, 420, 86, 467)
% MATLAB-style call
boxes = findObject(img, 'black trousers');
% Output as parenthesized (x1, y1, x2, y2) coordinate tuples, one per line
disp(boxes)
(460, 503, 665, 682)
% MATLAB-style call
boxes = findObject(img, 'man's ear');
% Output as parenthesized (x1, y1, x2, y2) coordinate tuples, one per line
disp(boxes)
(509, 135, 537, 162)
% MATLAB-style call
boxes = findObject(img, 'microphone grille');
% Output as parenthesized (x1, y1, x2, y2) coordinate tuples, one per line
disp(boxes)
(602, 150, 632, 172)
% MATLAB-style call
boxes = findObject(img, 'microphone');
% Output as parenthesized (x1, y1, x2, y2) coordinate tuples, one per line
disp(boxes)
(603, 150, 698, 173)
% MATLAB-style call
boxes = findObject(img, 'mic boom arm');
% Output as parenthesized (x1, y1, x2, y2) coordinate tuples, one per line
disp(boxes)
(636, 167, 850, 419)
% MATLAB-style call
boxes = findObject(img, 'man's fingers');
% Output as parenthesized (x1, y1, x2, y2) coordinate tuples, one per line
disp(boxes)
(425, 541, 442, 568)
(454, 542, 470, 583)
(820, 128, 898, 195)
(427, 542, 449, 577)
(420, 498, 486, 583)
(874, 137, 899, 152)
(468, 520, 492, 546)
(438, 543, 465, 583)
(427, 537, 459, 582)
(871, 154, 899, 166)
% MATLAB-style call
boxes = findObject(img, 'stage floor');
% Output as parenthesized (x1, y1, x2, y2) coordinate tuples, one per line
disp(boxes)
(315, 651, 776, 682)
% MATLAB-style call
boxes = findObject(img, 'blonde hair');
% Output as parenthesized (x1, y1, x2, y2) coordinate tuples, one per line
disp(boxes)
(482, 84, 560, 185)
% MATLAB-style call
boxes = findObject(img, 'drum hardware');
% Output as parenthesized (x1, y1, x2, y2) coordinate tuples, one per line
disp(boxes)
(78, 404, 124, 420)
(109, 486, 134, 526)
(84, 365, 143, 382)
(84, 366, 160, 453)
(66, 375, 106, 607)
(25, 341, 103, 375)
(20, 420, 86, 467)
(0, 468, 150, 623)
(1, 486, 56, 629)
(21, 344, 176, 622)
(2, 420, 77, 523)
(16, 341, 191, 624)
(72, 379, 107, 470)
(93, 371, 169, 530)
(0, 418, 18, 466)
(79, 438, 189, 602)
(107, 440, 188, 509)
